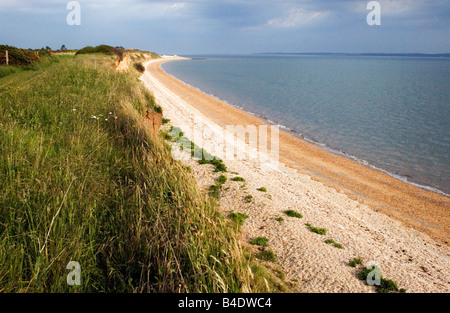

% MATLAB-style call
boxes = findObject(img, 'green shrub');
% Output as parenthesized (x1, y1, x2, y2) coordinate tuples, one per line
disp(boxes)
(324, 239, 343, 249)
(76, 45, 124, 60)
(349, 257, 364, 267)
(229, 212, 248, 228)
(250, 237, 269, 247)
(358, 265, 401, 293)
(217, 175, 227, 185)
(244, 195, 253, 203)
(305, 223, 327, 235)
(256, 250, 277, 262)
(0, 44, 40, 65)
(154, 105, 163, 113)
(257, 187, 267, 192)
(209, 185, 221, 199)
(134, 62, 145, 73)
(231, 176, 245, 182)
(284, 210, 303, 218)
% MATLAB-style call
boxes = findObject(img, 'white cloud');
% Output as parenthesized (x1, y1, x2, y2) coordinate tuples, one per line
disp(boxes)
(267, 7, 330, 28)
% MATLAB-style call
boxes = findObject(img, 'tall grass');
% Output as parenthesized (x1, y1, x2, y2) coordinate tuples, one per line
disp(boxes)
(0, 54, 255, 292)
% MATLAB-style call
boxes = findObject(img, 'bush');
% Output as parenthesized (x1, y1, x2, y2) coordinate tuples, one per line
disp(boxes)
(305, 223, 327, 235)
(250, 237, 269, 247)
(134, 62, 145, 73)
(229, 212, 248, 228)
(284, 210, 303, 218)
(256, 250, 277, 262)
(231, 176, 245, 182)
(217, 175, 227, 185)
(324, 239, 343, 249)
(0, 45, 40, 65)
(349, 257, 364, 267)
(76, 45, 125, 60)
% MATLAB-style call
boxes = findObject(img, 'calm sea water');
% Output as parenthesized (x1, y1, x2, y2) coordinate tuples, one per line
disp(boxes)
(163, 55, 450, 195)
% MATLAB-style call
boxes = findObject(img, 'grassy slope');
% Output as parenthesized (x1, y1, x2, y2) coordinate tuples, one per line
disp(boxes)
(0, 54, 257, 292)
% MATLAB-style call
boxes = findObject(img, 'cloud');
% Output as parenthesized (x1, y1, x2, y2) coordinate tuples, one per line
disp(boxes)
(267, 7, 330, 28)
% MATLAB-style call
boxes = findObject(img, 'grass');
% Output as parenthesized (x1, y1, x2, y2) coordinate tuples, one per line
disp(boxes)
(229, 212, 249, 229)
(208, 185, 221, 199)
(231, 176, 245, 182)
(256, 187, 267, 192)
(0, 53, 262, 293)
(324, 239, 343, 249)
(244, 195, 254, 203)
(256, 250, 277, 262)
(75, 45, 125, 60)
(208, 175, 227, 199)
(217, 175, 227, 185)
(305, 223, 327, 235)
(249, 237, 269, 247)
(284, 210, 303, 219)
(275, 217, 284, 223)
(0, 53, 70, 79)
(349, 257, 364, 267)
(358, 265, 403, 293)
(163, 126, 228, 173)
(354, 262, 405, 293)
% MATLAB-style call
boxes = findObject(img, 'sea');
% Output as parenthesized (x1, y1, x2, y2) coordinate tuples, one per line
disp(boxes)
(162, 54, 450, 196)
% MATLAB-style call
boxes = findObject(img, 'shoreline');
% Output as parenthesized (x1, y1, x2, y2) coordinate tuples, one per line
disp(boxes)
(159, 60, 450, 198)
(147, 57, 450, 246)
(141, 57, 450, 292)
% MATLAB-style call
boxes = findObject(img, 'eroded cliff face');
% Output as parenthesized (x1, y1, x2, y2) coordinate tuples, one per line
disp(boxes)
(115, 55, 130, 72)
(146, 109, 162, 135)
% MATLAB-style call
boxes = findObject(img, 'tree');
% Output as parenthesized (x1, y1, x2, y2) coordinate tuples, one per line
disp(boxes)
(61, 45, 67, 52)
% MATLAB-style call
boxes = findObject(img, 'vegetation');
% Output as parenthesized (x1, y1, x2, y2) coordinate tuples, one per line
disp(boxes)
(75, 45, 125, 60)
(256, 187, 267, 192)
(358, 265, 403, 293)
(284, 210, 303, 219)
(208, 175, 228, 199)
(217, 174, 227, 185)
(244, 195, 254, 203)
(208, 185, 221, 199)
(324, 239, 343, 249)
(275, 217, 284, 223)
(0, 45, 67, 79)
(0, 53, 261, 293)
(133, 62, 145, 73)
(305, 223, 327, 235)
(229, 212, 249, 229)
(0, 44, 40, 65)
(231, 176, 245, 182)
(256, 250, 277, 262)
(349, 257, 364, 267)
(250, 237, 269, 247)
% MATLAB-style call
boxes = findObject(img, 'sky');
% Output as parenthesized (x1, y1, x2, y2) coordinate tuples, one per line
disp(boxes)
(0, 0, 449, 55)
